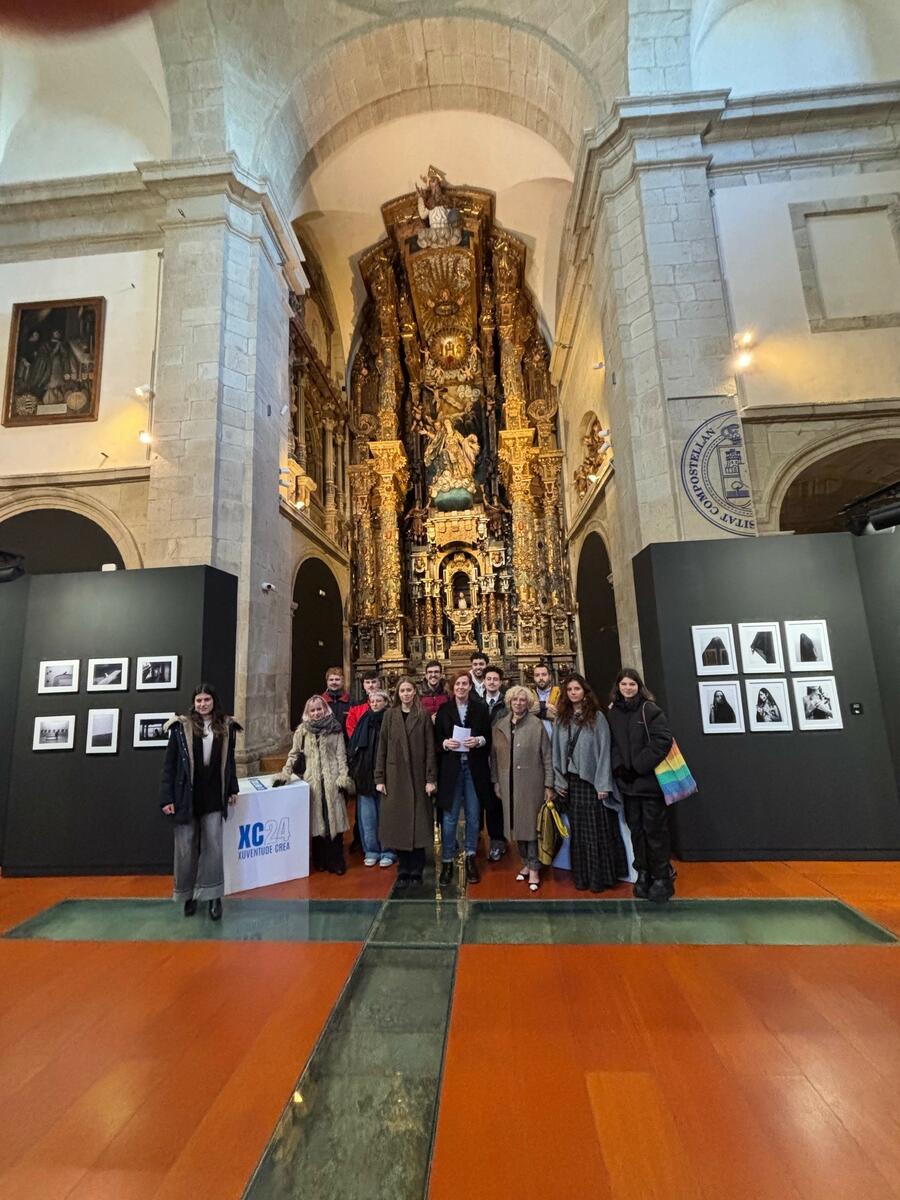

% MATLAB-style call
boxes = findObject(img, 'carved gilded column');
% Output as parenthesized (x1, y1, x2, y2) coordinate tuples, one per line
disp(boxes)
(369, 439, 409, 667)
(499, 427, 542, 656)
(323, 416, 337, 538)
(349, 461, 377, 666)
(537, 449, 573, 657)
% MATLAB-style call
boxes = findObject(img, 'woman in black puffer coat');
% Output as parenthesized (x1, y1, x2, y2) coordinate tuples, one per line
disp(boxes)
(607, 668, 675, 903)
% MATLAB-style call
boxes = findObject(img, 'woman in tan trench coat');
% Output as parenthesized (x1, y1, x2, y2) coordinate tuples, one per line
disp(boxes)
(490, 685, 554, 891)
(375, 677, 437, 886)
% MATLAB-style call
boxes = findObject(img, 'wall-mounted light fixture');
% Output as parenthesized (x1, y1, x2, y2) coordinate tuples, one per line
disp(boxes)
(138, 430, 153, 445)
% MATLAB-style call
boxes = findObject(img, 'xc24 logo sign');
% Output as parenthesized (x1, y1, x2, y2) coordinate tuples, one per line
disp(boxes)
(237, 818, 291, 858)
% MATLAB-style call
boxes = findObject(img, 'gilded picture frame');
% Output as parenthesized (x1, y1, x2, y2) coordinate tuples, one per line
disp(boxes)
(2, 296, 106, 428)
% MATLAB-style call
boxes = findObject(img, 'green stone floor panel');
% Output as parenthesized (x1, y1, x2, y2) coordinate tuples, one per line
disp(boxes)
(243, 944, 456, 1200)
(3, 898, 381, 942)
(461, 898, 897, 946)
(370, 899, 464, 946)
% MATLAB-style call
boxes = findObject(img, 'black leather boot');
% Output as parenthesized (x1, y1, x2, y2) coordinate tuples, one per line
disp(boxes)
(648, 867, 676, 904)
(465, 855, 480, 884)
(633, 871, 651, 900)
(439, 861, 454, 887)
(183, 898, 197, 917)
(209, 898, 223, 920)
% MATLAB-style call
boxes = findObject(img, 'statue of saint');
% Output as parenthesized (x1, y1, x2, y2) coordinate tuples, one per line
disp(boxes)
(416, 167, 462, 249)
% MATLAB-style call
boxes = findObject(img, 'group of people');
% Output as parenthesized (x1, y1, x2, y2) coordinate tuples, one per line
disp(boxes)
(159, 656, 679, 917)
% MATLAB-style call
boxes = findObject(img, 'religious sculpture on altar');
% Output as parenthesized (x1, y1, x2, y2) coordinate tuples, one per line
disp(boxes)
(348, 170, 576, 684)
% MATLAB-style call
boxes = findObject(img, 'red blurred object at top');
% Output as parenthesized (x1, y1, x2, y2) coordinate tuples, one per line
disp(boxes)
(0, 0, 161, 32)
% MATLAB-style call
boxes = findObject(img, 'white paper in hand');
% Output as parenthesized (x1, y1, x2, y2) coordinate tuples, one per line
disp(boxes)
(451, 725, 471, 751)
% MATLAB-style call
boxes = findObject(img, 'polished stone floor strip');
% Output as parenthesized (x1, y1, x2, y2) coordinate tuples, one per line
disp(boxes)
(242, 943, 457, 1200)
(4, 895, 895, 945)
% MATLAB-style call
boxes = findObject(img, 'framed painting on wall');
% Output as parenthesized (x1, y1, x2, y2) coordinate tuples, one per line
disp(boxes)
(698, 680, 745, 734)
(784, 620, 833, 672)
(691, 624, 737, 676)
(738, 621, 785, 673)
(2, 296, 106, 428)
(744, 678, 793, 732)
(793, 676, 843, 731)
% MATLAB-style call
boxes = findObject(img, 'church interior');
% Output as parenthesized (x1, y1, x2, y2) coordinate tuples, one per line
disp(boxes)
(1, 0, 900, 1196)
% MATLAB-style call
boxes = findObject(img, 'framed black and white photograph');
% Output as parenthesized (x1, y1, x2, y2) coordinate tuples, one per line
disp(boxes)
(85, 708, 119, 754)
(133, 712, 174, 748)
(793, 676, 843, 731)
(698, 680, 745, 734)
(37, 659, 79, 694)
(135, 655, 179, 691)
(32, 714, 76, 750)
(784, 620, 832, 672)
(87, 657, 128, 692)
(745, 678, 793, 733)
(691, 624, 737, 676)
(738, 622, 784, 674)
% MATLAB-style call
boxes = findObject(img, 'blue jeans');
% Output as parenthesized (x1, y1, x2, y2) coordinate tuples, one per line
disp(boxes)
(356, 793, 382, 857)
(441, 757, 481, 860)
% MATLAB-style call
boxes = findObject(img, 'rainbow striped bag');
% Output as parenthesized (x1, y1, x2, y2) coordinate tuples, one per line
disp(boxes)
(642, 705, 698, 806)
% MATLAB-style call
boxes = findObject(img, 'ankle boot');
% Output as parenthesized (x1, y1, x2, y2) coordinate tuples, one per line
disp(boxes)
(183, 898, 197, 917)
(633, 871, 651, 900)
(648, 866, 676, 904)
(209, 898, 223, 920)
(439, 861, 454, 887)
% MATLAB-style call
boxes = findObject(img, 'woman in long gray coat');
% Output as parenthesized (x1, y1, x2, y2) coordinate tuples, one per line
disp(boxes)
(274, 694, 352, 875)
(375, 676, 437, 886)
(551, 673, 627, 893)
(490, 685, 553, 891)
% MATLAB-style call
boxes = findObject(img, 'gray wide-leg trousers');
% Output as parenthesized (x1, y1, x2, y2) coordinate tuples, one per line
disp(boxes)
(173, 813, 225, 902)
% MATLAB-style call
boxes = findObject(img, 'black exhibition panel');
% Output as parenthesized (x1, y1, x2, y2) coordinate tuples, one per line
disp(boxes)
(854, 535, 900, 793)
(633, 533, 900, 859)
(1, 565, 237, 875)
(0, 575, 29, 862)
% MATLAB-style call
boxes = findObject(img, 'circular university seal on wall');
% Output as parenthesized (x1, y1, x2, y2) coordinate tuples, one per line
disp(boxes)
(680, 411, 756, 536)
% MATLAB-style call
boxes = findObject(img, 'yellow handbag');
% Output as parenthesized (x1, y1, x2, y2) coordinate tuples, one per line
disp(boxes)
(536, 797, 570, 866)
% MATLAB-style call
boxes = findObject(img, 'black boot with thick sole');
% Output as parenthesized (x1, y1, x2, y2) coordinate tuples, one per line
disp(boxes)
(633, 871, 651, 900)
(648, 867, 676, 904)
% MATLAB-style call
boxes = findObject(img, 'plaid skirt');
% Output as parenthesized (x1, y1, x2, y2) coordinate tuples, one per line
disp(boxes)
(566, 773, 627, 891)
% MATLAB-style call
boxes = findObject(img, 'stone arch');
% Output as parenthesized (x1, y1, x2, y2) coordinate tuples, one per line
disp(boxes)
(756, 426, 900, 532)
(778, 436, 900, 535)
(150, 3, 227, 162)
(290, 552, 347, 727)
(254, 16, 602, 205)
(0, 488, 143, 568)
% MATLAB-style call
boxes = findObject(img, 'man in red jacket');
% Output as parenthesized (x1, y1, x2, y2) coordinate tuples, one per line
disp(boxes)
(346, 672, 382, 738)
(420, 659, 449, 722)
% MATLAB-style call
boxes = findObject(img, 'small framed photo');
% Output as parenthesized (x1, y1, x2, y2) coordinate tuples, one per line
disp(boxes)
(135, 655, 179, 691)
(793, 676, 843, 731)
(87, 657, 128, 692)
(745, 678, 793, 733)
(37, 659, 79, 694)
(33, 714, 76, 750)
(738, 622, 784, 673)
(698, 680, 745, 734)
(784, 620, 832, 672)
(691, 624, 737, 676)
(86, 708, 119, 754)
(133, 712, 175, 747)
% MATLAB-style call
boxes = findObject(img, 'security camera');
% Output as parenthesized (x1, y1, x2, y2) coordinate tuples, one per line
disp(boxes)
(260, 581, 276, 593)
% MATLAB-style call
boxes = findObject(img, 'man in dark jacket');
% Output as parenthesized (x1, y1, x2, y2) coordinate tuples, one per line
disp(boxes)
(434, 671, 492, 885)
(321, 666, 351, 737)
(420, 659, 450, 722)
(482, 666, 508, 860)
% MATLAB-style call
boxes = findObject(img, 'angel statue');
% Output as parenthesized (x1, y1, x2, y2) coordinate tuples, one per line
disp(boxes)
(416, 166, 462, 248)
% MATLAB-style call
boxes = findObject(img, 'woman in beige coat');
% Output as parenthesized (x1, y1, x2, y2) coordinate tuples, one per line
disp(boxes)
(375, 677, 437, 886)
(490, 685, 554, 891)
(274, 694, 352, 874)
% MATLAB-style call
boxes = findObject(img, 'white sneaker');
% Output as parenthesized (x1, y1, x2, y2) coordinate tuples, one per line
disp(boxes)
(379, 855, 394, 868)
(364, 855, 378, 867)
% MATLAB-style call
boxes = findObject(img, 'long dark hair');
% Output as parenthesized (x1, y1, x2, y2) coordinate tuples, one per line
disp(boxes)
(556, 672, 601, 726)
(189, 682, 229, 737)
(610, 667, 656, 704)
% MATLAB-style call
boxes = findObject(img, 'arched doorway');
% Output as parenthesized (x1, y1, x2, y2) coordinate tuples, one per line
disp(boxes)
(779, 439, 900, 534)
(0, 508, 125, 573)
(291, 557, 343, 728)
(576, 532, 620, 696)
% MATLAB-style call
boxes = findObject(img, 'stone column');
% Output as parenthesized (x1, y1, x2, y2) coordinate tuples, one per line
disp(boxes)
(140, 162, 305, 767)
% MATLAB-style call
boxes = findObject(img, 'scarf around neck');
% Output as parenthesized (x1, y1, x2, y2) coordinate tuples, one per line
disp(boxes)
(303, 713, 342, 736)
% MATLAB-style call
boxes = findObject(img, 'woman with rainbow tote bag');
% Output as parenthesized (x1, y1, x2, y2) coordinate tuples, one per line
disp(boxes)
(607, 668, 696, 903)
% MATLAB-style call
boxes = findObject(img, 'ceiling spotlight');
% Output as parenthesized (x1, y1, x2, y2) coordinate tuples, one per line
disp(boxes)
(735, 330, 754, 349)
(134, 384, 154, 398)
(138, 430, 153, 445)
(734, 351, 753, 372)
